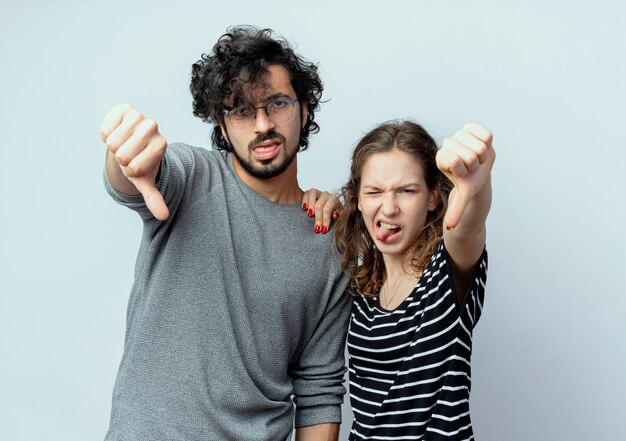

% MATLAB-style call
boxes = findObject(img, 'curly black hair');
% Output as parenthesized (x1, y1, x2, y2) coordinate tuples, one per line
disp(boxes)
(190, 26, 323, 152)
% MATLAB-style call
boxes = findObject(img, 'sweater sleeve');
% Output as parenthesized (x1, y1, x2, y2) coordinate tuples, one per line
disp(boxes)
(290, 269, 351, 428)
(103, 143, 195, 226)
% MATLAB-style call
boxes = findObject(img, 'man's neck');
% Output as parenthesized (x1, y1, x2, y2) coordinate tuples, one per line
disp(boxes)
(231, 156, 302, 204)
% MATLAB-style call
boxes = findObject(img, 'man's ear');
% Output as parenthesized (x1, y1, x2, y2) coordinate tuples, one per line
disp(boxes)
(300, 102, 309, 129)
(220, 124, 231, 145)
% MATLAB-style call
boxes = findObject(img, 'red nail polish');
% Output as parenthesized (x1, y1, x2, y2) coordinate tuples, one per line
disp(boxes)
(308, 209, 314, 217)
(314, 225, 321, 234)
(322, 226, 328, 234)
(302, 203, 308, 211)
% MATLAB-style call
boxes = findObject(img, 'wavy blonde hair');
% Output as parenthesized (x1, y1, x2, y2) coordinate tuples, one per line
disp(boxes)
(335, 120, 452, 298)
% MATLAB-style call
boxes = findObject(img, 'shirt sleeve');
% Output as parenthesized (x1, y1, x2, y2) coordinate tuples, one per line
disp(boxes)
(441, 241, 488, 327)
(464, 247, 488, 327)
(289, 269, 352, 428)
(103, 143, 195, 226)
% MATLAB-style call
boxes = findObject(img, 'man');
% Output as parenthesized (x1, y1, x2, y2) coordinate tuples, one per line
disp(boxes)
(100, 26, 350, 441)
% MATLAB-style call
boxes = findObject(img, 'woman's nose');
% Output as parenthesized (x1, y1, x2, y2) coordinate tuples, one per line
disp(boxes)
(381, 192, 399, 216)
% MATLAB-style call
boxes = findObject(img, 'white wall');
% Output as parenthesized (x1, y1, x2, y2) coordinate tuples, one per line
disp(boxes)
(1, 1, 624, 440)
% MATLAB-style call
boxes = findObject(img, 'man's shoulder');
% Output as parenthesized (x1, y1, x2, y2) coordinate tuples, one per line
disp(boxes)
(167, 143, 227, 161)
(164, 143, 233, 177)
(299, 231, 346, 274)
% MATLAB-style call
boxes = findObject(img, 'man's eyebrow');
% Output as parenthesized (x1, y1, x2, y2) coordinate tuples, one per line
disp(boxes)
(231, 92, 293, 108)
(263, 92, 292, 101)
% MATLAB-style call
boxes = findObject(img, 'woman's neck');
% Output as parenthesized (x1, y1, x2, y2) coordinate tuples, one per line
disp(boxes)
(382, 254, 414, 280)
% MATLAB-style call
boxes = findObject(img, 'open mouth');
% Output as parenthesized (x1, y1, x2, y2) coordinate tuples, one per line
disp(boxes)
(376, 221, 402, 242)
(252, 140, 281, 161)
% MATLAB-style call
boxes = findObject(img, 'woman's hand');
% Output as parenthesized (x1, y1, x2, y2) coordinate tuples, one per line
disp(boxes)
(301, 188, 342, 234)
(437, 123, 495, 231)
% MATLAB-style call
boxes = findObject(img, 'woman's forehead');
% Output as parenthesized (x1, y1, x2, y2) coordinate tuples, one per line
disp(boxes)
(361, 150, 425, 183)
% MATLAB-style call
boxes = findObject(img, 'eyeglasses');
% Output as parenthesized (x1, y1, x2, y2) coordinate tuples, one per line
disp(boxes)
(223, 97, 298, 129)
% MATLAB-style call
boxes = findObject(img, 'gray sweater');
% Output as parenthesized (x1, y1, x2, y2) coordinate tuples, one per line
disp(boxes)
(103, 144, 351, 441)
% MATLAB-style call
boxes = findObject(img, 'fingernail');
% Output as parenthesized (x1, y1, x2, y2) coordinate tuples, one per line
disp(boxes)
(308, 209, 314, 217)
(302, 203, 308, 211)
(322, 226, 328, 234)
(314, 225, 321, 234)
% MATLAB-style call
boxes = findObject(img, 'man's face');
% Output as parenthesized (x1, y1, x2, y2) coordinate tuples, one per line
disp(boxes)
(221, 64, 307, 179)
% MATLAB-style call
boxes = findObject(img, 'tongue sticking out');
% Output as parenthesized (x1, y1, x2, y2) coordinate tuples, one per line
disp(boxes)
(376, 224, 400, 242)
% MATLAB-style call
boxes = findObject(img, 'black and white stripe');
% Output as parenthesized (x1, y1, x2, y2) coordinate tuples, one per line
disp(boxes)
(348, 241, 488, 440)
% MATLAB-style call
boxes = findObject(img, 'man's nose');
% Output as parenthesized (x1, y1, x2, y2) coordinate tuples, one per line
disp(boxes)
(253, 107, 275, 133)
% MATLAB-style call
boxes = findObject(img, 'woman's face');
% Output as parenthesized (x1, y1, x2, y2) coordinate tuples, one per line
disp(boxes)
(358, 149, 437, 260)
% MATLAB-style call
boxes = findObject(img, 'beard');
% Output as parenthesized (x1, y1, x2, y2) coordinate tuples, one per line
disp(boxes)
(231, 130, 298, 179)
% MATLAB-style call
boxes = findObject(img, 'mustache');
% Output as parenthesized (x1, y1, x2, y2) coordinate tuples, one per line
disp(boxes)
(248, 131, 286, 150)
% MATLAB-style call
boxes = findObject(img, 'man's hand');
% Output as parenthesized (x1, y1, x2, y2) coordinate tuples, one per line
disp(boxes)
(301, 188, 342, 234)
(436, 123, 495, 231)
(100, 104, 169, 221)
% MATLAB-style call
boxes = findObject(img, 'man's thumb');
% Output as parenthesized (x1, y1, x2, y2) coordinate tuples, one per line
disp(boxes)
(133, 177, 169, 221)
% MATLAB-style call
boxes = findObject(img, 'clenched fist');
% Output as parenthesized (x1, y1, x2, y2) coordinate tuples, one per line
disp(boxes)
(100, 104, 169, 221)
(436, 123, 495, 230)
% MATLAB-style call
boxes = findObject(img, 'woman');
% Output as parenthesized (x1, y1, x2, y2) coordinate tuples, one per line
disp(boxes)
(335, 120, 495, 440)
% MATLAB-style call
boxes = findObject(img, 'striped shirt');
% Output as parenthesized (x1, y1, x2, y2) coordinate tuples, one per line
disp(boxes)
(347, 241, 488, 440)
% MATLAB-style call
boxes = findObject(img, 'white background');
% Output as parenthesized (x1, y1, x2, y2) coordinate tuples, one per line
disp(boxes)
(1, 1, 625, 440)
